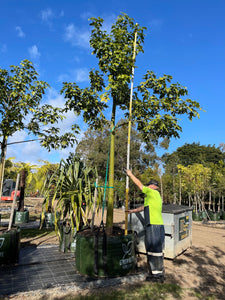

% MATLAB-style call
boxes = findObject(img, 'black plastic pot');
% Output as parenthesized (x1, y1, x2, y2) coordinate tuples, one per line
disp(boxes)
(13, 209, 29, 224)
(221, 211, 225, 220)
(40, 212, 58, 229)
(192, 211, 203, 221)
(208, 211, 220, 221)
(0, 227, 21, 264)
(76, 229, 136, 277)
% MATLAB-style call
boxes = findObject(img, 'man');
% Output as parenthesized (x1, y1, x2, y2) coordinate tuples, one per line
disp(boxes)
(126, 169, 165, 283)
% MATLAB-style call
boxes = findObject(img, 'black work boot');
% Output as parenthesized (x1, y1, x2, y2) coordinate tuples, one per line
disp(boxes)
(146, 275, 165, 283)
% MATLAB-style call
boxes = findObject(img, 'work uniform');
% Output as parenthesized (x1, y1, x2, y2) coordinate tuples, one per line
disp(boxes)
(142, 186, 165, 278)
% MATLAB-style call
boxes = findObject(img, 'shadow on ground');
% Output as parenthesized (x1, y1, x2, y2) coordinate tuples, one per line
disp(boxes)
(165, 245, 225, 300)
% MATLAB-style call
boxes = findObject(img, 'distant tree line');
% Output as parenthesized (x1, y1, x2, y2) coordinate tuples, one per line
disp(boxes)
(5, 128, 225, 212)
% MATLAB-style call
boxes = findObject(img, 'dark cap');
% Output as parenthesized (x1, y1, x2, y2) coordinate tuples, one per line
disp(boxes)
(146, 179, 159, 187)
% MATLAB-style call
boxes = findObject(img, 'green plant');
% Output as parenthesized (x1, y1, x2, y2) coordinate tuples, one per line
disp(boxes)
(0, 59, 79, 201)
(41, 154, 102, 233)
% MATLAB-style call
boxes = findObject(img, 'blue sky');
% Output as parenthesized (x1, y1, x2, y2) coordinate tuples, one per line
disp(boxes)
(1, 0, 224, 166)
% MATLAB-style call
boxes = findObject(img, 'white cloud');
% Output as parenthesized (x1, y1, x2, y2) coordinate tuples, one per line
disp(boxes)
(64, 23, 90, 48)
(40, 8, 64, 30)
(45, 88, 65, 107)
(44, 88, 78, 133)
(74, 68, 89, 82)
(7, 132, 42, 164)
(57, 73, 70, 83)
(21, 141, 43, 162)
(8, 131, 28, 145)
(40, 8, 54, 22)
(57, 68, 89, 83)
(28, 45, 41, 60)
(15, 26, 25, 38)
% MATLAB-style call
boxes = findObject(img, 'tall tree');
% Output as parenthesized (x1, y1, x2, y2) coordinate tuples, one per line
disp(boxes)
(0, 60, 78, 198)
(61, 14, 202, 232)
(177, 164, 211, 209)
(164, 143, 225, 167)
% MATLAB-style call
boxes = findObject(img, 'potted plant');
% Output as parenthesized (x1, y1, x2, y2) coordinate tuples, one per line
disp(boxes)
(42, 154, 101, 253)
(13, 168, 29, 224)
(61, 13, 202, 277)
(0, 227, 21, 264)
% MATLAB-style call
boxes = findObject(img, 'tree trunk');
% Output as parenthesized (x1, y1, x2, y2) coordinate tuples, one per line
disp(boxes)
(106, 101, 116, 234)
(179, 173, 182, 205)
(173, 168, 176, 204)
(201, 191, 205, 211)
(160, 175, 163, 202)
(217, 193, 221, 212)
(188, 193, 191, 207)
(209, 188, 212, 210)
(213, 192, 215, 212)
(18, 169, 27, 212)
(194, 193, 197, 211)
(0, 137, 7, 201)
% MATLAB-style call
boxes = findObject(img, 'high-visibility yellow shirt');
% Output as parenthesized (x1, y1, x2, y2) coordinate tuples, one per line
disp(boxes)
(142, 186, 163, 225)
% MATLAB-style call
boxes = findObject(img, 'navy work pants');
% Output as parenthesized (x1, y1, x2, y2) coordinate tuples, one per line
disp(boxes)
(145, 224, 165, 277)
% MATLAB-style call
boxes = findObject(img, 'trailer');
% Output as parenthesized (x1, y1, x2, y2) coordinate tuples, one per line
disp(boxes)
(1, 179, 20, 201)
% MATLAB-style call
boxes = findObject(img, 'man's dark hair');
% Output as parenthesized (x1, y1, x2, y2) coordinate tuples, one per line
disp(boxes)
(146, 179, 159, 187)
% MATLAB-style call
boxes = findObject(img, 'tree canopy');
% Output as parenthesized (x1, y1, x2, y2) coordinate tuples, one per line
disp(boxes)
(163, 143, 225, 168)
(0, 59, 79, 198)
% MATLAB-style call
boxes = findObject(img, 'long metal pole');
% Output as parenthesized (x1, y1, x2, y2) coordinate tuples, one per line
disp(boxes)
(125, 28, 137, 235)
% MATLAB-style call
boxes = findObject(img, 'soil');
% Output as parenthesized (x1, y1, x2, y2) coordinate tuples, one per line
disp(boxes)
(1, 198, 225, 299)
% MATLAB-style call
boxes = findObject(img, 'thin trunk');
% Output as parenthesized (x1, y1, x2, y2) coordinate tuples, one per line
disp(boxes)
(222, 195, 224, 211)
(217, 193, 221, 212)
(194, 193, 197, 211)
(173, 168, 176, 204)
(179, 173, 182, 205)
(0, 137, 7, 201)
(8, 173, 20, 231)
(160, 176, 163, 202)
(201, 191, 205, 211)
(91, 178, 98, 232)
(106, 101, 116, 234)
(18, 169, 26, 212)
(209, 188, 212, 210)
(188, 193, 191, 207)
(212, 192, 215, 212)
(125, 31, 137, 235)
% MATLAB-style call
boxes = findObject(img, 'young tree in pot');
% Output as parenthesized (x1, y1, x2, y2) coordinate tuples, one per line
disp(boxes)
(12, 162, 37, 223)
(61, 13, 203, 235)
(0, 60, 79, 263)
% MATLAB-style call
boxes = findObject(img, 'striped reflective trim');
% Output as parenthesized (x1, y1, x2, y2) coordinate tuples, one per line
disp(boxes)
(147, 252, 163, 257)
(152, 270, 164, 275)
